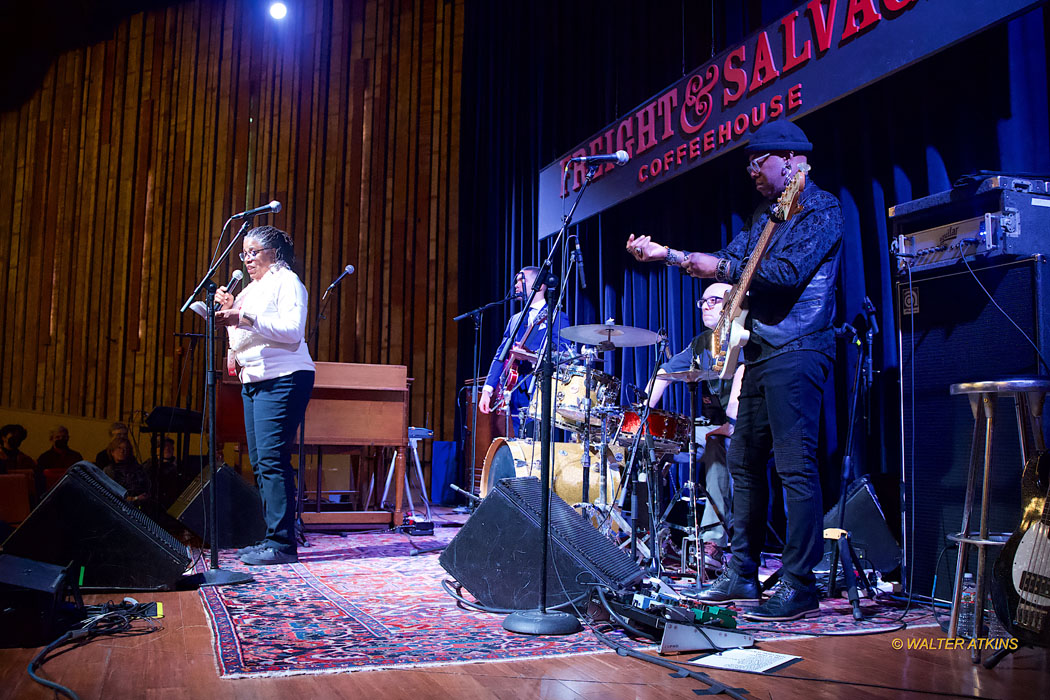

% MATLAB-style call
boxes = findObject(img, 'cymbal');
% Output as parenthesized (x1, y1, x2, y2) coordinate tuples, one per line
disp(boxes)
(661, 368, 719, 383)
(561, 323, 661, 348)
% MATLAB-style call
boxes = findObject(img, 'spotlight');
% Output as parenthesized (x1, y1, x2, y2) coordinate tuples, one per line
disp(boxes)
(269, 2, 288, 20)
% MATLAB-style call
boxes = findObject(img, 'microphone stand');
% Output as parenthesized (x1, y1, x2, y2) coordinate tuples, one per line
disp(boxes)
(502, 165, 600, 636)
(178, 219, 255, 588)
(826, 316, 878, 620)
(293, 279, 345, 544)
(453, 293, 514, 505)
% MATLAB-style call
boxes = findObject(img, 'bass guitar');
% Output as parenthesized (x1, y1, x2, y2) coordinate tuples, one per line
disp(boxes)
(992, 449, 1050, 647)
(489, 307, 548, 412)
(709, 163, 810, 380)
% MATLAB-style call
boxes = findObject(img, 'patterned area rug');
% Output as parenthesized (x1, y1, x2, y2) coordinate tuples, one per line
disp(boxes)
(197, 524, 935, 678)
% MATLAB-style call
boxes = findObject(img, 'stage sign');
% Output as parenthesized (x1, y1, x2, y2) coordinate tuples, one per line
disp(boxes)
(538, 0, 1043, 238)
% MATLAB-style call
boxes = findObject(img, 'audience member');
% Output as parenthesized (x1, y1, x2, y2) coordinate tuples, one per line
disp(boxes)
(94, 422, 130, 470)
(0, 424, 35, 475)
(102, 437, 151, 503)
(35, 425, 84, 491)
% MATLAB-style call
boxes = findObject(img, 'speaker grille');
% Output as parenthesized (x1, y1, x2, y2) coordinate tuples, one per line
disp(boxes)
(439, 476, 643, 609)
(2, 462, 191, 590)
(898, 258, 1044, 598)
(499, 477, 644, 587)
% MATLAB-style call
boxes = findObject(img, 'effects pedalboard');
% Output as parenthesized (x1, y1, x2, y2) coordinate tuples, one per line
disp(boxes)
(604, 580, 755, 653)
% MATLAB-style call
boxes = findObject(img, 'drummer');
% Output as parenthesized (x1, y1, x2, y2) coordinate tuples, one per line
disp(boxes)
(478, 266, 572, 435)
(646, 282, 744, 574)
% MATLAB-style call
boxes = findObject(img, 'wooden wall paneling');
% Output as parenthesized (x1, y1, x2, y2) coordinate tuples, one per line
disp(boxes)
(4, 105, 31, 407)
(342, 57, 367, 364)
(46, 55, 77, 413)
(0, 0, 463, 444)
(109, 23, 135, 421)
(23, 69, 53, 409)
(0, 113, 18, 406)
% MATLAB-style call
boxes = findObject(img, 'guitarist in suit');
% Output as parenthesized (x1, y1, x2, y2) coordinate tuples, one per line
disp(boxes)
(478, 266, 571, 435)
(627, 120, 843, 622)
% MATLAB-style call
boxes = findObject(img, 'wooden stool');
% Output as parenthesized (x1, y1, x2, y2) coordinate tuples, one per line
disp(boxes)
(946, 377, 1049, 663)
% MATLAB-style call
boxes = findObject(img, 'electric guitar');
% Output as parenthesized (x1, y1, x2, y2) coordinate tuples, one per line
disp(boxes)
(991, 450, 1050, 647)
(489, 307, 548, 412)
(709, 163, 810, 380)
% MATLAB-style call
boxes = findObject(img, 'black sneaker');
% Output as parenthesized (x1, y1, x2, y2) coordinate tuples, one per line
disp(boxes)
(235, 542, 266, 557)
(742, 582, 820, 621)
(239, 547, 298, 566)
(697, 569, 761, 604)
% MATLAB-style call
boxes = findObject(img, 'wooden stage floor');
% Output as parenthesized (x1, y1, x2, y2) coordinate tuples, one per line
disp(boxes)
(1, 581, 1046, 699)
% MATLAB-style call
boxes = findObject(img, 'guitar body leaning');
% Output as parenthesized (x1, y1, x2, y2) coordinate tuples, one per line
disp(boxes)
(711, 298, 750, 380)
(991, 450, 1050, 647)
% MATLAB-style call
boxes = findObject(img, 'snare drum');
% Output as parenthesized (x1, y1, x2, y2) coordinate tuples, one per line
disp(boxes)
(616, 409, 689, 454)
(528, 365, 621, 430)
(480, 438, 623, 505)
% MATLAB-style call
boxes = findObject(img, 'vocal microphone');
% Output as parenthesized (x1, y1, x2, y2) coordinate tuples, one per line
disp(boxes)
(324, 264, 356, 297)
(572, 236, 587, 289)
(232, 200, 281, 219)
(188, 270, 244, 319)
(568, 150, 630, 166)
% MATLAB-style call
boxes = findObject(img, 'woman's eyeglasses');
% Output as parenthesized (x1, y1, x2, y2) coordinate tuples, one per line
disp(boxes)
(238, 247, 273, 262)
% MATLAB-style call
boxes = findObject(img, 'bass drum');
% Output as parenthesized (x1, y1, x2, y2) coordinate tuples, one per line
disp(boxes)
(480, 438, 623, 505)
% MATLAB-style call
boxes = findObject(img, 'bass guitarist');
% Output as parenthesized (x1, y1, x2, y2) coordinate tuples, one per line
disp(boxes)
(627, 120, 843, 622)
(478, 266, 571, 436)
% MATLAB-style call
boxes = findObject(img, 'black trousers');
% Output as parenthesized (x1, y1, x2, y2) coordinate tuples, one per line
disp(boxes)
(726, 350, 831, 590)
(241, 370, 314, 553)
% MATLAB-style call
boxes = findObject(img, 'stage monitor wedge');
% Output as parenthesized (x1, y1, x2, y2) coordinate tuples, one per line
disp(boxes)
(1, 462, 191, 591)
(439, 476, 644, 610)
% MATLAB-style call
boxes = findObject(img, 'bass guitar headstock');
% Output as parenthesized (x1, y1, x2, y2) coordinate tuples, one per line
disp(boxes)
(771, 162, 810, 222)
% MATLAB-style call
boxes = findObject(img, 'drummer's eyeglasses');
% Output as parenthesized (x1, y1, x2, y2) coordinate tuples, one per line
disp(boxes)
(238, 247, 273, 262)
(697, 295, 724, 309)
(746, 153, 772, 176)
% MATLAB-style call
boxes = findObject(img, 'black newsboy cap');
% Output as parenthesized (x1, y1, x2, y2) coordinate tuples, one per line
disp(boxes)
(745, 120, 812, 153)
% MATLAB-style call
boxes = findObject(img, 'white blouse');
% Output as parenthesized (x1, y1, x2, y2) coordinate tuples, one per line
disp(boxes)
(227, 265, 315, 384)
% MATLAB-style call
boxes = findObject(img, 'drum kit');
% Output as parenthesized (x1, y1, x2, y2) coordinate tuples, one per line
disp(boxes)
(478, 322, 726, 581)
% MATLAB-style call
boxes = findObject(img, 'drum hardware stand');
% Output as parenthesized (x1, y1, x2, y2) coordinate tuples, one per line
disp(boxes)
(657, 364, 733, 589)
(501, 163, 599, 637)
(179, 217, 257, 589)
(826, 308, 879, 620)
(452, 291, 515, 507)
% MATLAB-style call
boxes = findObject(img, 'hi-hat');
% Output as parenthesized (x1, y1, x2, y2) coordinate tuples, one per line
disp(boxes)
(561, 323, 661, 348)
(661, 368, 719, 383)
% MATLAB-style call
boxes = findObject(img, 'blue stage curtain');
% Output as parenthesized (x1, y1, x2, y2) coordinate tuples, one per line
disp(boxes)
(457, 1, 1049, 508)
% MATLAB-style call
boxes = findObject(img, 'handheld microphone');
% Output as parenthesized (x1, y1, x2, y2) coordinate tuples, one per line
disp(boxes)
(572, 236, 587, 290)
(233, 200, 281, 219)
(323, 264, 355, 298)
(568, 150, 630, 166)
(188, 270, 244, 319)
(219, 270, 244, 308)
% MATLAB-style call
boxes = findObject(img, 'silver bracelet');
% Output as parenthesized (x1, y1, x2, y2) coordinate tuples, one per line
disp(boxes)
(665, 249, 689, 267)
(715, 258, 732, 282)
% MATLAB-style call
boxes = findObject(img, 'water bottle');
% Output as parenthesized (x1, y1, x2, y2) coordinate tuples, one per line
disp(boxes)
(957, 573, 976, 638)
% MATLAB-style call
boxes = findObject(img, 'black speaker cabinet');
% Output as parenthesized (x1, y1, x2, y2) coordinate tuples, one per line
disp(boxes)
(1, 463, 190, 591)
(439, 477, 645, 610)
(897, 257, 1048, 599)
(167, 465, 266, 549)
(821, 477, 901, 574)
(0, 554, 84, 647)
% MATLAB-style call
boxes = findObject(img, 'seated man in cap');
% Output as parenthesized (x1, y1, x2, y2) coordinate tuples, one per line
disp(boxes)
(626, 119, 843, 622)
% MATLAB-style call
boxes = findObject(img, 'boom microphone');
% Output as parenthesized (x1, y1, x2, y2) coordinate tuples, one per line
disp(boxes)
(569, 150, 630, 166)
(232, 200, 281, 219)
